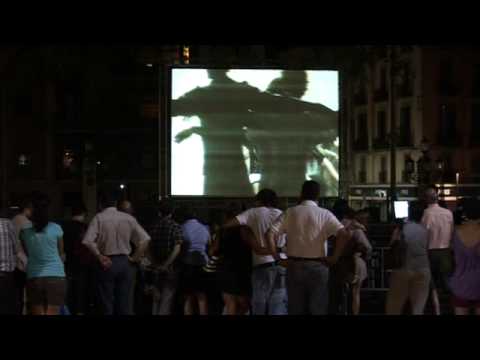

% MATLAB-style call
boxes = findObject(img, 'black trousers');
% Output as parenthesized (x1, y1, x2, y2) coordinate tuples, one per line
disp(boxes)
(0, 272, 17, 315)
(13, 269, 26, 315)
(67, 265, 98, 315)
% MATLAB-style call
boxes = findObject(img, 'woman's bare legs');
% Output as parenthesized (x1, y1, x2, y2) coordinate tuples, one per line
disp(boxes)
(184, 295, 195, 315)
(222, 293, 237, 315)
(30, 305, 45, 315)
(455, 307, 470, 315)
(197, 293, 208, 315)
(351, 283, 361, 315)
(46, 306, 60, 315)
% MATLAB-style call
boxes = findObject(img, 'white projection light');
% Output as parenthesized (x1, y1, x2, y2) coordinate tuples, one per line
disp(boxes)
(249, 173, 261, 183)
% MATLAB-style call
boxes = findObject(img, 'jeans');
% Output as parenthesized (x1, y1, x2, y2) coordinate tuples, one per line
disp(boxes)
(0, 272, 16, 315)
(96, 255, 134, 315)
(152, 271, 178, 315)
(287, 261, 329, 315)
(251, 265, 288, 315)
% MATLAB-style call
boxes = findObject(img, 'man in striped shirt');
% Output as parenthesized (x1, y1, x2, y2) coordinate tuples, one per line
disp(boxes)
(0, 218, 17, 314)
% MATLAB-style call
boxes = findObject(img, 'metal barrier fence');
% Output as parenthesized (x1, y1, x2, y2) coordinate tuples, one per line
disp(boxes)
(365, 246, 391, 291)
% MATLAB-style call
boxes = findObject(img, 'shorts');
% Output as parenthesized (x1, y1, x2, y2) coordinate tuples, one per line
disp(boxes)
(217, 269, 252, 297)
(451, 295, 480, 309)
(27, 277, 67, 307)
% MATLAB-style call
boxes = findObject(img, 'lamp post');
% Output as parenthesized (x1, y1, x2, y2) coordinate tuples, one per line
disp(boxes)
(389, 46, 397, 221)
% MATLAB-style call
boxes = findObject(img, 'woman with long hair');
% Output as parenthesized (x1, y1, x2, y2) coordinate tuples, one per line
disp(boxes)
(216, 204, 253, 315)
(449, 198, 480, 315)
(176, 206, 211, 315)
(20, 193, 66, 315)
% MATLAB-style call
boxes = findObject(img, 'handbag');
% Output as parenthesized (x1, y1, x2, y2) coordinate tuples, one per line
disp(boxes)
(386, 225, 407, 270)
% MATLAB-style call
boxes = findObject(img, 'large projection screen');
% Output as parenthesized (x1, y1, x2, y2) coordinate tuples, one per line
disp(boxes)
(170, 68, 339, 197)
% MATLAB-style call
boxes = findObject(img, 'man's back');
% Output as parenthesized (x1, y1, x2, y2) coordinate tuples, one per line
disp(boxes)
(83, 207, 150, 256)
(63, 220, 94, 269)
(150, 216, 183, 265)
(236, 206, 282, 266)
(278, 200, 343, 258)
(422, 204, 454, 249)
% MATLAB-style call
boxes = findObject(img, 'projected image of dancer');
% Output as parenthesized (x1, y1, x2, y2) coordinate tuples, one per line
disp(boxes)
(247, 70, 338, 196)
(172, 69, 339, 197)
(172, 69, 260, 196)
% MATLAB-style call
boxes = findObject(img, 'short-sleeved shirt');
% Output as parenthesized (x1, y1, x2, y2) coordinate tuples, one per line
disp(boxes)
(236, 207, 283, 266)
(21, 222, 65, 279)
(82, 207, 151, 257)
(421, 204, 454, 249)
(401, 221, 430, 271)
(149, 216, 184, 267)
(271, 200, 344, 258)
(181, 219, 210, 266)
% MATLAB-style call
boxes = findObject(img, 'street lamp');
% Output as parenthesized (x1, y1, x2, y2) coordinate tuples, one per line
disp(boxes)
(388, 46, 398, 221)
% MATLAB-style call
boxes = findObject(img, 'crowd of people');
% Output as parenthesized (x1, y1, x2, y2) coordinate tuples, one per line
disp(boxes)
(0, 182, 479, 316)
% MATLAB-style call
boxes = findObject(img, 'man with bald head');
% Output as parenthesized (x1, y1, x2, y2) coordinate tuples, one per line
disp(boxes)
(421, 187, 454, 315)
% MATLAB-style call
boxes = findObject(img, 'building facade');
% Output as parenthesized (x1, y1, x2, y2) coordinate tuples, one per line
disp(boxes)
(346, 46, 480, 221)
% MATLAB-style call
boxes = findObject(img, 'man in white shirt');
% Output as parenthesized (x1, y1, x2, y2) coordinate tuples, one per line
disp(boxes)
(82, 191, 151, 315)
(421, 187, 454, 315)
(268, 181, 350, 315)
(225, 189, 288, 315)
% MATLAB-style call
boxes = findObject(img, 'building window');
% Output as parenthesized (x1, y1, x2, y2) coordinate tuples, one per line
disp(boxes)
(403, 154, 414, 182)
(374, 65, 388, 102)
(473, 65, 480, 97)
(354, 113, 369, 150)
(354, 80, 367, 105)
(471, 154, 480, 182)
(397, 61, 413, 98)
(359, 157, 367, 183)
(398, 106, 412, 146)
(379, 156, 387, 183)
(439, 60, 456, 96)
(471, 103, 480, 146)
(373, 110, 388, 149)
(439, 104, 457, 146)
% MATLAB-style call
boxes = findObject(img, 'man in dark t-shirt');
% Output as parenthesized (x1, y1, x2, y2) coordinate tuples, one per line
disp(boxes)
(63, 203, 97, 315)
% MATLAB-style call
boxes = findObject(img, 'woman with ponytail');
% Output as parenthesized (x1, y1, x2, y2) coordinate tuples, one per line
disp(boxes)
(20, 193, 66, 315)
